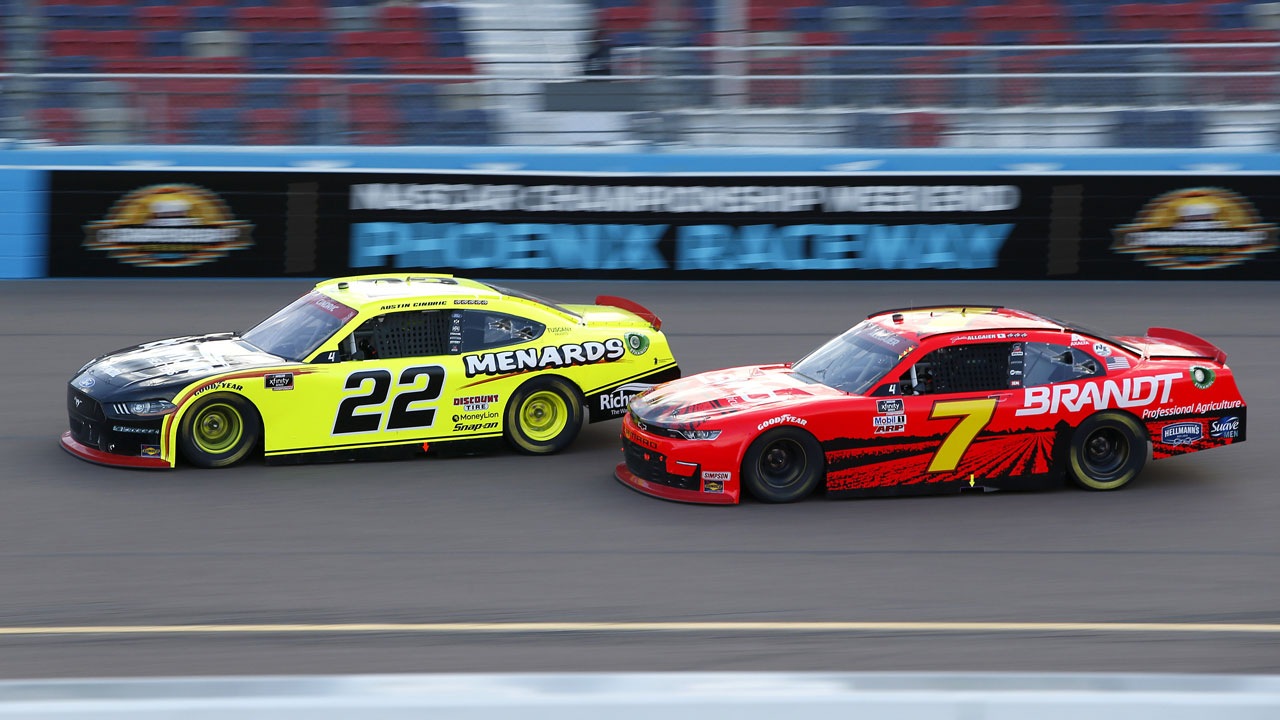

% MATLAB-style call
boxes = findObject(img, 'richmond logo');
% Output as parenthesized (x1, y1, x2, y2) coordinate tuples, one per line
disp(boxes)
(84, 184, 254, 268)
(1111, 187, 1278, 270)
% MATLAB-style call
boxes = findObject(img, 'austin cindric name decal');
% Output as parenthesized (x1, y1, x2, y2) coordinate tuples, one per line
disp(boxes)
(464, 339, 626, 378)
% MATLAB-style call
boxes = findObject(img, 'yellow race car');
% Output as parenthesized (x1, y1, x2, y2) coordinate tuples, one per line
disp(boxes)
(62, 274, 680, 468)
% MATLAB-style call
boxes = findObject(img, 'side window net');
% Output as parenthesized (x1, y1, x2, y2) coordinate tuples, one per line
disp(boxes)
(461, 311, 545, 352)
(345, 310, 450, 361)
(901, 343, 1011, 395)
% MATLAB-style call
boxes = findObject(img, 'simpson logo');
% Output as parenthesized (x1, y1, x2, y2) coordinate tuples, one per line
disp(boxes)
(1189, 365, 1216, 390)
(464, 339, 625, 377)
(876, 398, 903, 414)
(454, 394, 499, 411)
(599, 382, 655, 416)
(83, 184, 253, 268)
(1016, 372, 1180, 416)
(624, 332, 650, 356)
(757, 414, 807, 431)
(265, 373, 294, 391)
(1210, 416, 1240, 439)
(873, 414, 906, 427)
(1162, 422, 1203, 445)
(702, 471, 731, 482)
(1111, 187, 1279, 270)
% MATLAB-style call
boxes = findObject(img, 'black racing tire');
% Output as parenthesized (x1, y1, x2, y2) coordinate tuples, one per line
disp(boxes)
(177, 393, 262, 468)
(1068, 411, 1147, 491)
(741, 427, 825, 503)
(504, 376, 584, 455)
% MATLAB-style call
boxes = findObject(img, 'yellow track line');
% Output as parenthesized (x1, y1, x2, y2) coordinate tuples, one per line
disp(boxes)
(0, 621, 1278, 636)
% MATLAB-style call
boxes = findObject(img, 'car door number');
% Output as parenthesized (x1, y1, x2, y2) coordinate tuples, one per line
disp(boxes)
(926, 397, 998, 472)
(332, 366, 446, 435)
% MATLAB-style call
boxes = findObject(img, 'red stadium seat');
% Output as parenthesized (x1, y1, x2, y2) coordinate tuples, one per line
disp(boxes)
(291, 78, 338, 109)
(377, 5, 428, 30)
(294, 57, 342, 74)
(46, 29, 94, 57)
(383, 30, 430, 59)
(350, 106, 400, 145)
(336, 31, 379, 58)
(98, 30, 142, 60)
(34, 107, 80, 144)
(137, 6, 186, 30)
(747, 58, 801, 106)
(598, 6, 650, 32)
(245, 108, 297, 145)
(905, 112, 941, 148)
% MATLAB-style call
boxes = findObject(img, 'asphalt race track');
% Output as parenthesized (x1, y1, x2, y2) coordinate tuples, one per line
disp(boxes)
(2, 279, 1277, 678)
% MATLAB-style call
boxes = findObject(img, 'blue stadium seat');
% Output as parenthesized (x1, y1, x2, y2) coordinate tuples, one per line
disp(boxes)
(192, 6, 231, 30)
(1114, 110, 1203, 148)
(146, 31, 184, 57)
(294, 31, 333, 58)
(297, 108, 345, 145)
(250, 32, 288, 60)
(844, 112, 901, 148)
(44, 55, 98, 73)
(250, 58, 293, 73)
(394, 83, 438, 116)
(426, 4, 462, 32)
(1212, 3, 1249, 29)
(92, 5, 133, 29)
(1066, 3, 1107, 32)
(433, 30, 468, 57)
(244, 78, 290, 108)
(786, 6, 827, 33)
(611, 31, 649, 47)
(346, 57, 388, 74)
(191, 108, 242, 144)
(44, 5, 88, 28)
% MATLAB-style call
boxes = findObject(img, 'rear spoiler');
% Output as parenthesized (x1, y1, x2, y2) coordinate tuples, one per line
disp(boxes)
(595, 295, 662, 331)
(1147, 327, 1227, 364)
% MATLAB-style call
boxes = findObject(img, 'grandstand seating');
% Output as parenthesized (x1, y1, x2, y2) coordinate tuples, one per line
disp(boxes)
(19, 0, 1280, 146)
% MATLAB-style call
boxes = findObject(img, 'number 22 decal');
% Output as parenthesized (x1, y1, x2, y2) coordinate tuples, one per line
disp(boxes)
(926, 397, 997, 472)
(332, 366, 446, 435)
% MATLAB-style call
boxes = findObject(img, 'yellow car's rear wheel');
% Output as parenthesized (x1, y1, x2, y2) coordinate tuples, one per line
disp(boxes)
(505, 377, 583, 455)
(178, 393, 261, 468)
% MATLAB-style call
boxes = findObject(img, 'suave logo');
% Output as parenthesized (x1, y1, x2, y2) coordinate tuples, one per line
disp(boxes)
(1016, 373, 1181, 416)
(1209, 416, 1240, 439)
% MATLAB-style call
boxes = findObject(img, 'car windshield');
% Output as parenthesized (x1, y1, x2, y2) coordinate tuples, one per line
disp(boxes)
(791, 322, 915, 394)
(241, 292, 358, 361)
(483, 283, 580, 319)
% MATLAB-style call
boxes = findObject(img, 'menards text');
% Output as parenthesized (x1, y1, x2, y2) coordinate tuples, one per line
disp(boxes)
(1016, 373, 1181, 416)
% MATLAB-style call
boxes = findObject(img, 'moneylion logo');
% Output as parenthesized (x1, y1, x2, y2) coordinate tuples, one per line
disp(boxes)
(84, 184, 254, 268)
(1111, 187, 1278, 270)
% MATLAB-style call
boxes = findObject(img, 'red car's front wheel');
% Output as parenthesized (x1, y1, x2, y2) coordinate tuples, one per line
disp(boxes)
(741, 427, 824, 503)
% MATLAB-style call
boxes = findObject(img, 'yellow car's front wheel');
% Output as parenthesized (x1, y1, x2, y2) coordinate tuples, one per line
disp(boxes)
(504, 377, 584, 455)
(178, 393, 261, 468)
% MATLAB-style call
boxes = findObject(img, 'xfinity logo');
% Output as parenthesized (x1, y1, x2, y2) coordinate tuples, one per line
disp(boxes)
(876, 399, 903, 414)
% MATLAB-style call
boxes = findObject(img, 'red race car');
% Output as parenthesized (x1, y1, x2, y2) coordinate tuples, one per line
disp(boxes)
(616, 305, 1246, 504)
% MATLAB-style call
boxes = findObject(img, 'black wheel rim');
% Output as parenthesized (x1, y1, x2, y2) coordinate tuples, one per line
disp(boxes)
(1083, 427, 1128, 476)
(758, 438, 806, 489)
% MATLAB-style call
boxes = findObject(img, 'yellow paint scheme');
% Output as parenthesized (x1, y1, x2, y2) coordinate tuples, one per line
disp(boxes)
(156, 273, 678, 466)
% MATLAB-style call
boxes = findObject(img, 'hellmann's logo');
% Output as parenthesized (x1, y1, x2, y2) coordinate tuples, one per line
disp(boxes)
(464, 339, 625, 377)
(1016, 373, 1181, 416)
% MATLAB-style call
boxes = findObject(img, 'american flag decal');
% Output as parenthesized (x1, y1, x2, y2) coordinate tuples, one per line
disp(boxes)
(1106, 356, 1131, 370)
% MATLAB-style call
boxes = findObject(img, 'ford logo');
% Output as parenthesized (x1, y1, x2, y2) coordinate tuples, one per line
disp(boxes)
(75, 375, 95, 389)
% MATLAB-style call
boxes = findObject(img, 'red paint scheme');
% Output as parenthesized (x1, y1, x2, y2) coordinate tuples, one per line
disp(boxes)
(615, 306, 1247, 504)
(60, 432, 170, 469)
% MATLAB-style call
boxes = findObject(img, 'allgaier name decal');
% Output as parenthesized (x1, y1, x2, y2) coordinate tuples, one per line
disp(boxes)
(464, 339, 625, 377)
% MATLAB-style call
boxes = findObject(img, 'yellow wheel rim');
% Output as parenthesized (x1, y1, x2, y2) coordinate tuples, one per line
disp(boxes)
(192, 403, 243, 455)
(520, 391, 568, 442)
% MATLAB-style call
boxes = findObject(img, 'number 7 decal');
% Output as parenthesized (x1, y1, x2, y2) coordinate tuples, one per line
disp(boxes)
(926, 398, 998, 473)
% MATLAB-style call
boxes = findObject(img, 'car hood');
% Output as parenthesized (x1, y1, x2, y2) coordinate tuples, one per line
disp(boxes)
(73, 333, 288, 394)
(630, 364, 839, 426)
